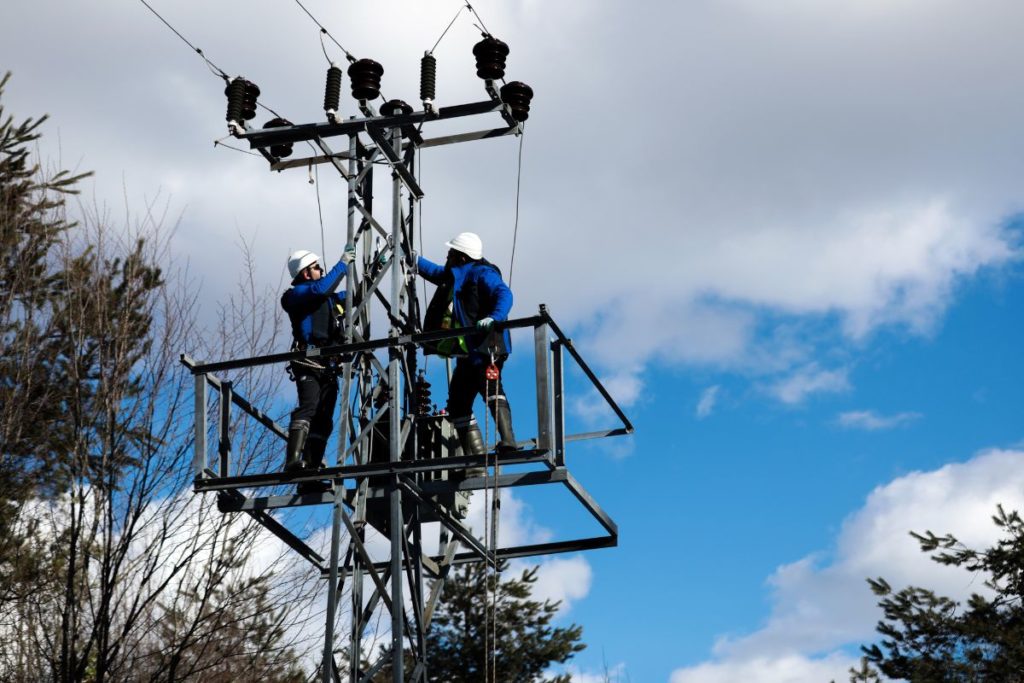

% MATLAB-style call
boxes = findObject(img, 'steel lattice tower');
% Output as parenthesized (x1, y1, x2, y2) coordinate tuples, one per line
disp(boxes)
(181, 44, 630, 683)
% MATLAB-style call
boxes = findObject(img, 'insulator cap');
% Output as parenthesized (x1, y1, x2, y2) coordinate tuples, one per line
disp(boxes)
(472, 36, 509, 81)
(262, 117, 293, 158)
(324, 65, 343, 116)
(380, 99, 413, 117)
(500, 81, 533, 122)
(420, 53, 437, 102)
(347, 58, 384, 101)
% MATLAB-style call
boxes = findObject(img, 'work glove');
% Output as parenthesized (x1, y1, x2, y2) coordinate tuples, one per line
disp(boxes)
(341, 244, 357, 265)
(476, 317, 494, 331)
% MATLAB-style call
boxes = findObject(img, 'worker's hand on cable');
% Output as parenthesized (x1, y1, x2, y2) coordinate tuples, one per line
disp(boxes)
(341, 244, 357, 265)
(477, 317, 494, 331)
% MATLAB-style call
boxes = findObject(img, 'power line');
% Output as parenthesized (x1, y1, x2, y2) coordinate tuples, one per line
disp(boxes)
(138, 0, 294, 138)
(292, 0, 356, 63)
(136, 0, 228, 80)
(429, 4, 467, 55)
(464, 1, 492, 37)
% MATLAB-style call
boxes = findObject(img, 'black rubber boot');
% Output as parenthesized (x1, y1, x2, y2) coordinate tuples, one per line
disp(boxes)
(457, 422, 487, 479)
(305, 434, 328, 469)
(490, 399, 519, 452)
(284, 422, 309, 472)
(297, 434, 331, 495)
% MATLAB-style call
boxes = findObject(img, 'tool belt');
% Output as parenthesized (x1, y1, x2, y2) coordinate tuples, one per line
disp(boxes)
(286, 341, 339, 381)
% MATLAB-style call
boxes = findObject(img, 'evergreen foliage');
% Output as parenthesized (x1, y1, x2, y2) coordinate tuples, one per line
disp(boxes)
(375, 560, 585, 682)
(0, 73, 309, 682)
(0, 69, 91, 605)
(859, 504, 1024, 681)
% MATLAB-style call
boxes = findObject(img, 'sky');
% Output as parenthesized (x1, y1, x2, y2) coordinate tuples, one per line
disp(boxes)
(4, 0, 1024, 680)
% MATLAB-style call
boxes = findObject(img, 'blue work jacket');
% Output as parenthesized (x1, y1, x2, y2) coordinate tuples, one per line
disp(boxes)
(418, 255, 513, 361)
(281, 259, 348, 347)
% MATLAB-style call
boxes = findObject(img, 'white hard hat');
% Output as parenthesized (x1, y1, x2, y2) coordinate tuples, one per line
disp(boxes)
(445, 232, 483, 260)
(287, 250, 320, 279)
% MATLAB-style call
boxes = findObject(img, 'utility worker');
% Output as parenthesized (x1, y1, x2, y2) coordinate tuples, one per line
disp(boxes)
(418, 232, 518, 461)
(281, 245, 356, 488)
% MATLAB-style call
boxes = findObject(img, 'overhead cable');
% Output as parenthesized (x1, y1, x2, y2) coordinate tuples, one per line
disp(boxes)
(429, 4, 467, 55)
(136, 0, 229, 81)
(292, 0, 357, 63)
(138, 0, 290, 128)
(464, 1, 492, 37)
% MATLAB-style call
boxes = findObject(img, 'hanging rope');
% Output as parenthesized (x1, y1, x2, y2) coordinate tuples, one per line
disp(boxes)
(482, 383, 492, 683)
(313, 161, 327, 259)
(481, 355, 502, 682)
(507, 127, 525, 287)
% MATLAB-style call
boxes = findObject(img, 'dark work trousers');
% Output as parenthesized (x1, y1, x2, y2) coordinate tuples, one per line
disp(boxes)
(289, 365, 338, 467)
(447, 356, 506, 432)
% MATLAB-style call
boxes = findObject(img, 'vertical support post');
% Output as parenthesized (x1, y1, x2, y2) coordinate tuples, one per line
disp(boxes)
(323, 501, 343, 682)
(324, 130, 361, 683)
(552, 340, 566, 467)
(218, 380, 232, 477)
(193, 372, 207, 478)
(388, 125, 406, 683)
(349, 132, 368, 683)
(534, 322, 553, 456)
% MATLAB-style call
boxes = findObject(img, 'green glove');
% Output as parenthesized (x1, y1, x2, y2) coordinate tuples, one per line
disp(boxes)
(341, 244, 357, 265)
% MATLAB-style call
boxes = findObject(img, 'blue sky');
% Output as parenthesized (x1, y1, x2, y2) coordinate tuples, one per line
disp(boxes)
(4, 0, 1024, 680)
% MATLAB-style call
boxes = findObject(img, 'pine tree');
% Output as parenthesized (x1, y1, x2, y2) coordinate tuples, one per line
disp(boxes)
(0, 73, 316, 682)
(374, 560, 586, 682)
(859, 504, 1024, 681)
(0, 69, 90, 605)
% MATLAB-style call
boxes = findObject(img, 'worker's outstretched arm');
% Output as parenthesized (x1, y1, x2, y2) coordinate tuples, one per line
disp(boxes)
(417, 256, 445, 285)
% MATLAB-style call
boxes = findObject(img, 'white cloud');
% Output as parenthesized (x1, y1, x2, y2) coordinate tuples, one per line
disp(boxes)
(670, 653, 857, 683)
(767, 364, 851, 405)
(2, 0, 1020, 405)
(510, 555, 592, 616)
(561, 661, 628, 683)
(696, 385, 721, 419)
(838, 410, 922, 431)
(670, 448, 1024, 681)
